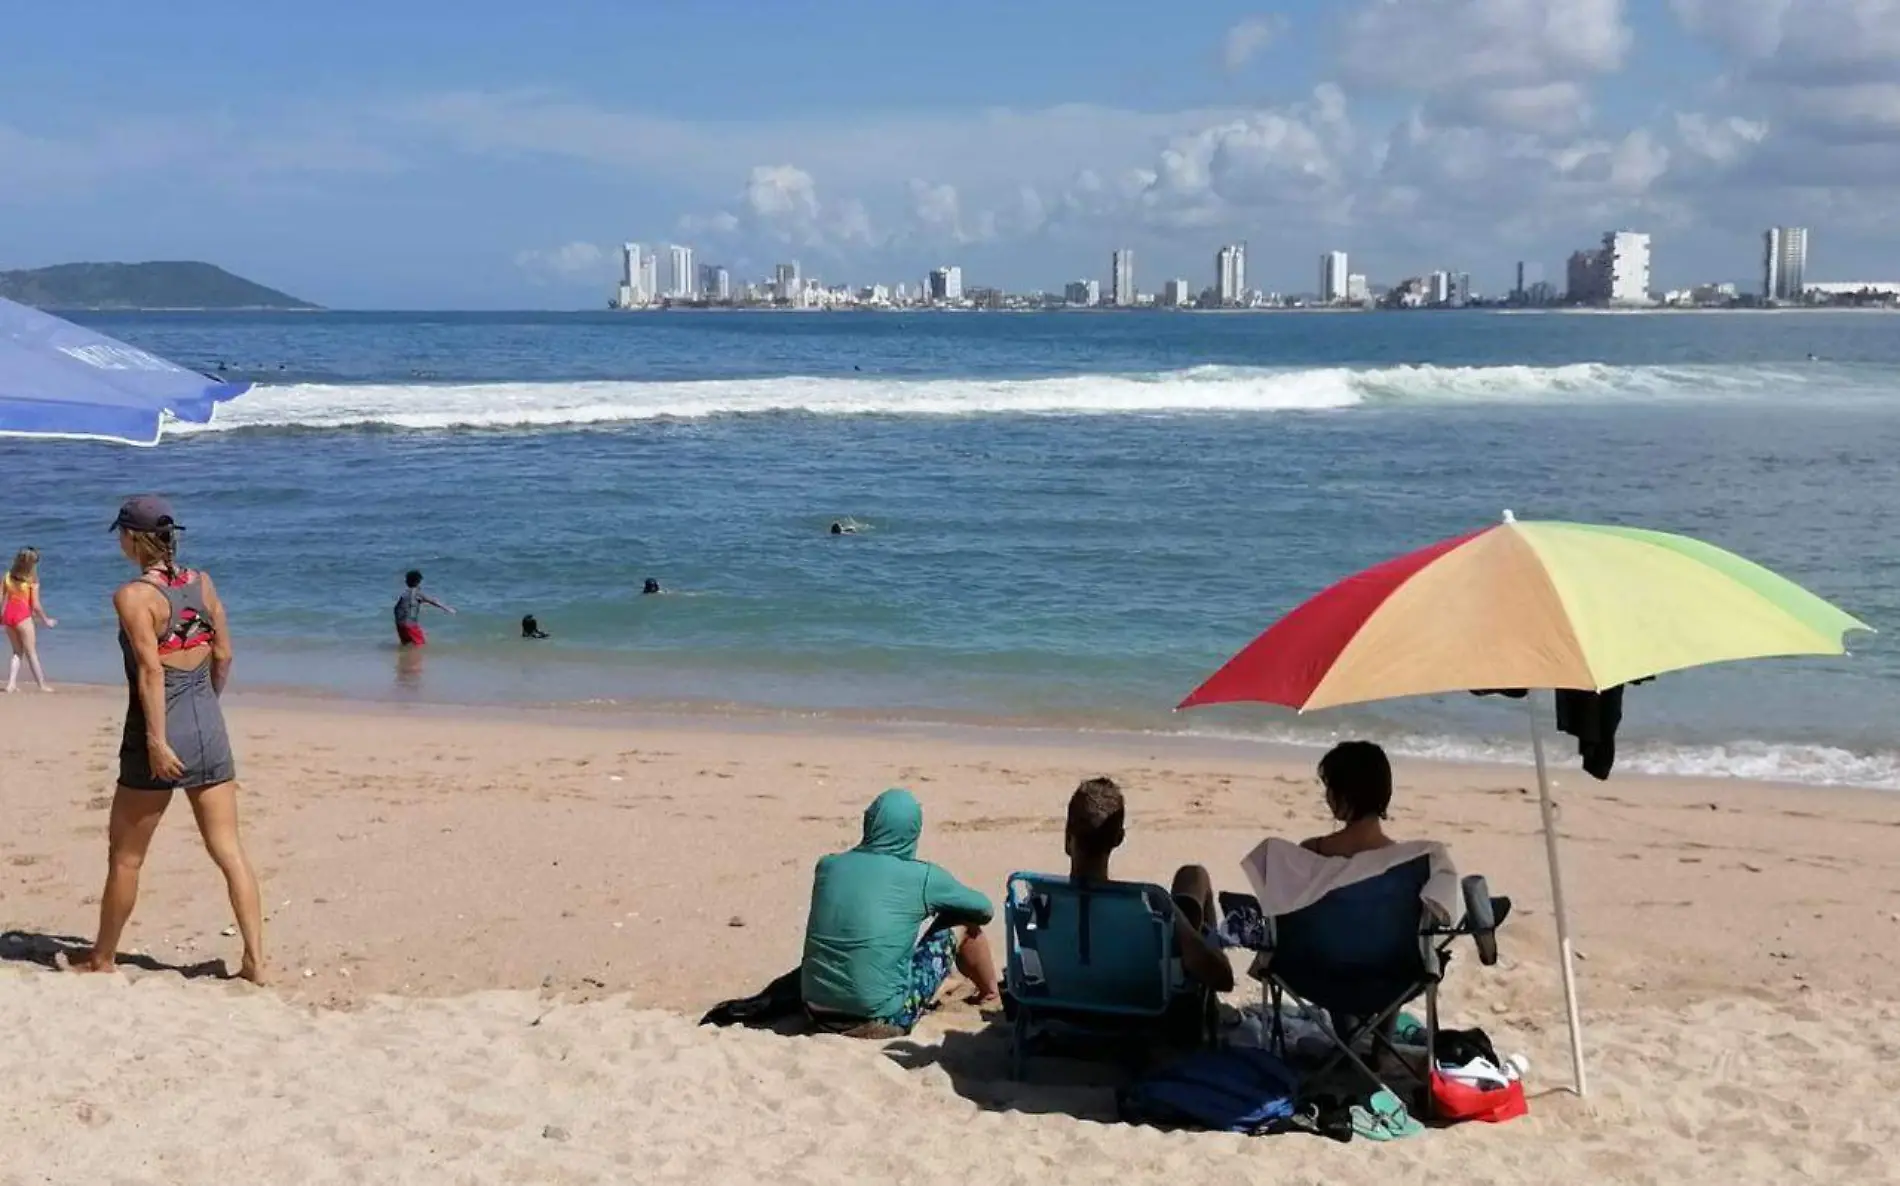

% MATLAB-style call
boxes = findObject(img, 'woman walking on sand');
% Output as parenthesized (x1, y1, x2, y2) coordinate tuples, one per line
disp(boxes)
(64, 496, 265, 983)
(3, 547, 57, 692)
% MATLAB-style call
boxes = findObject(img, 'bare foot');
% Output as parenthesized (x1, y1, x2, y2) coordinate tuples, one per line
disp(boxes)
(237, 956, 267, 985)
(54, 949, 117, 974)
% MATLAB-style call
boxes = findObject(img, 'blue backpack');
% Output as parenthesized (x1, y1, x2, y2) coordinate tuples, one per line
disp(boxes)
(1116, 1047, 1301, 1133)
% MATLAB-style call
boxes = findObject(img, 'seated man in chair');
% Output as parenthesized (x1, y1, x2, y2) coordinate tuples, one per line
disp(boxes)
(1065, 777, 1234, 995)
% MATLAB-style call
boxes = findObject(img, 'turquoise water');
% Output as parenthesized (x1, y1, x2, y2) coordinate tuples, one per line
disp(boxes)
(6, 309, 1899, 786)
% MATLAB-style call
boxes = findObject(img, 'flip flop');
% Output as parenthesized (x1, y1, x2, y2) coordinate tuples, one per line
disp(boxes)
(1351, 1089, 1425, 1142)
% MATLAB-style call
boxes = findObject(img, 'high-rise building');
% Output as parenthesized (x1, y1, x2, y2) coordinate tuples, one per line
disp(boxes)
(667, 245, 695, 299)
(617, 242, 648, 307)
(775, 261, 801, 303)
(1163, 278, 1192, 308)
(1215, 244, 1247, 306)
(1603, 231, 1651, 305)
(929, 265, 963, 302)
(1321, 251, 1350, 303)
(700, 264, 731, 303)
(1763, 227, 1809, 302)
(1428, 271, 1451, 305)
(1111, 249, 1135, 307)
(638, 254, 658, 304)
(1065, 279, 1100, 306)
(1567, 232, 1652, 305)
(1346, 273, 1369, 303)
(1450, 272, 1472, 307)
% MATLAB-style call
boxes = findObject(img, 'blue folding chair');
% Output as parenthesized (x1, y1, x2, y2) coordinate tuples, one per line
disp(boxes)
(1002, 873, 1202, 1080)
(1221, 860, 1509, 1112)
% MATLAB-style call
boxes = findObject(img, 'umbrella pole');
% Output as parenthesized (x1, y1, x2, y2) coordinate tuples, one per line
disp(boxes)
(1528, 692, 1589, 1097)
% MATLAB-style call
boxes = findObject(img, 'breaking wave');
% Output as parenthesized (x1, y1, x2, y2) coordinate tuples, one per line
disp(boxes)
(170, 361, 1875, 435)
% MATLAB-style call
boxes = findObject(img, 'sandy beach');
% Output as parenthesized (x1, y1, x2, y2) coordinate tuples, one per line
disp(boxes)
(5, 686, 1900, 1183)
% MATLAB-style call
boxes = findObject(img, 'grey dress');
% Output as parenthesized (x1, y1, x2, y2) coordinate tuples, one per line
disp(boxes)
(118, 570, 236, 791)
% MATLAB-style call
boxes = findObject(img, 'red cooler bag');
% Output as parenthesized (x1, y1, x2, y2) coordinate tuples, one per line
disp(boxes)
(1430, 1070, 1528, 1124)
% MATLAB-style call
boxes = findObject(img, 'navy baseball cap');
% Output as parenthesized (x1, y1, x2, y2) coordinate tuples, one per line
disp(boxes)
(109, 495, 185, 533)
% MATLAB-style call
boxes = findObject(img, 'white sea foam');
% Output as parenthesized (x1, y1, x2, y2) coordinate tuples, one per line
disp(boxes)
(170, 361, 1865, 435)
(1184, 723, 1900, 791)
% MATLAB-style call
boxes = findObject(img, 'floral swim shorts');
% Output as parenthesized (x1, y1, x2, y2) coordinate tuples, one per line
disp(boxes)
(876, 928, 959, 1032)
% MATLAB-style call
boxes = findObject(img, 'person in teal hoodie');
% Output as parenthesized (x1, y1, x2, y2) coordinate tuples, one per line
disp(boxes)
(801, 787, 999, 1033)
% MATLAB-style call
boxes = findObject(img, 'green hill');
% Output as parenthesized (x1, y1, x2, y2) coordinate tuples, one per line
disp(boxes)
(0, 261, 317, 310)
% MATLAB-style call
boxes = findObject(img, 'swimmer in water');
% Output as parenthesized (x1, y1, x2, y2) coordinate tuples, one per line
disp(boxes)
(830, 521, 859, 535)
(521, 614, 549, 639)
(642, 578, 662, 595)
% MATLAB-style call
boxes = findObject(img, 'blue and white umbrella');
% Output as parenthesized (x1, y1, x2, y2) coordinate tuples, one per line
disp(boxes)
(0, 296, 249, 445)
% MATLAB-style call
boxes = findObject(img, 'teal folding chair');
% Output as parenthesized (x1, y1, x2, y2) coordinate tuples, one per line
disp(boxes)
(1002, 872, 1201, 1080)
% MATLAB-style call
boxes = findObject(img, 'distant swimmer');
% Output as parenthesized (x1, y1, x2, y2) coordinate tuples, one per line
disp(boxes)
(1807, 352, 1820, 361)
(830, 521, 862, 535)
(642, 578, 663, 595)
(521, 614, 549, 639)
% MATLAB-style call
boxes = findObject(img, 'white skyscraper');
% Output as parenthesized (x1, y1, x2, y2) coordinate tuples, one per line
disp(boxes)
(616, 242, 651, 307)
(1321, 251, 1349, 303)
(1346, 273, 1369, 303)
(668, 245, 695, 299)
(700, 264, 731, 303)
(775, 261, 801, 303)
(638, 254, 658, 304)
(1428, 270, 1451, 305)
(929, 265, 963, 302)
(1763, 227, 1809, 302)
(1603, 231, 1651, 305)
(1111, 249, 1135, 307)
(1215, 244, 1247, 305)
(1163, 278, 1192, 308)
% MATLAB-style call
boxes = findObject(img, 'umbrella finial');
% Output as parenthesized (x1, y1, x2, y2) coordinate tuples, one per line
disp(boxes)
(1502, 509, 1517, 523)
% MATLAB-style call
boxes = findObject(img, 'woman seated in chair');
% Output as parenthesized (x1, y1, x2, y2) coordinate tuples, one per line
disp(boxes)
(1302, 741, 1397, 859)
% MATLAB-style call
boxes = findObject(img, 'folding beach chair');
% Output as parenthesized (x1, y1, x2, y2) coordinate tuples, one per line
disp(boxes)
(1001, 873, 1209, 1080)
(1221, 860, 1509, 1113)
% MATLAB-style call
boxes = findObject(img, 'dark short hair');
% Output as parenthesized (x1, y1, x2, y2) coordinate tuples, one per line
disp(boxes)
(405, 570, 423, 587)
(1066, 777, 1126, 859)
(1319, 741, 1392, 822)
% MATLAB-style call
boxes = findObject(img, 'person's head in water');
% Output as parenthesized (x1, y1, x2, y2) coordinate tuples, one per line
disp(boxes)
(406, 570, 424, 589)
(521, 614, 548, 639)
(642, 578, 661, 595)
(830, 522, 844, 535)
(1318, 741, 1392, 823)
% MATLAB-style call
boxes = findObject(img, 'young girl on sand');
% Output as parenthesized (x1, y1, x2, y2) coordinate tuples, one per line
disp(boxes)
(3, 547, 57, 692)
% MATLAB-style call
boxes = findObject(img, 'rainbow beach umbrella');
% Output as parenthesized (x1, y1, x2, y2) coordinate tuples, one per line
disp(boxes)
(1179, 513, 1871, 1095)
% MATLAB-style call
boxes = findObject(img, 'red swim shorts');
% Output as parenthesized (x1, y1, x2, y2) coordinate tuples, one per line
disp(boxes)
(397, 622, 427, 647)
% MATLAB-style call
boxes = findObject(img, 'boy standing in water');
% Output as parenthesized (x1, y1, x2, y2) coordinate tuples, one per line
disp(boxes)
(394, 569, 454, 647)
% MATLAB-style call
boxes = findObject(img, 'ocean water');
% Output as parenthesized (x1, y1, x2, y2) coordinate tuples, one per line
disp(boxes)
(5, 309, 1899, 788)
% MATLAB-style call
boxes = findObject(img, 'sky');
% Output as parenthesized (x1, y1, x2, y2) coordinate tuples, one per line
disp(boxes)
(3, 0, 1898, 309)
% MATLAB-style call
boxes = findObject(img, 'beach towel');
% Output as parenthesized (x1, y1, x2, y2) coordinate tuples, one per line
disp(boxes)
(1240, 838, 1460, 928)
(699, 967, 803, 1028)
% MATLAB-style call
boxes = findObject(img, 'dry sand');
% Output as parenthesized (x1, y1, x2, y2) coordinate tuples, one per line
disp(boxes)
(4, 687, 1900, 1183)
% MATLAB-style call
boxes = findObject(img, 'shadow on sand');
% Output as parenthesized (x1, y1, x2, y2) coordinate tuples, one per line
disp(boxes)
(0, 929, 233, 981)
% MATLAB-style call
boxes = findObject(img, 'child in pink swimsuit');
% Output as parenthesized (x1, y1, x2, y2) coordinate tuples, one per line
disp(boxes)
(4, 547, 57, 692)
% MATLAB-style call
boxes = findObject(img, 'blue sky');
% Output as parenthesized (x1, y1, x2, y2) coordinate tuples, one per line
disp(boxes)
(3, 0, 1896, 308)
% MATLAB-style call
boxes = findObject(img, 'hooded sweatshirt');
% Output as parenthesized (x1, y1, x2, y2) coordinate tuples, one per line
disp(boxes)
(801, 788, 994, 1020)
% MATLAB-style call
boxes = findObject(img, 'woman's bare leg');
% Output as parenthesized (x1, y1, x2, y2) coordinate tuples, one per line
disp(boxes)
(186, 781, 265, 983)
(70, 788, 172, 972)
(4, 624, 20, 692)
(16, 618, 48, 690)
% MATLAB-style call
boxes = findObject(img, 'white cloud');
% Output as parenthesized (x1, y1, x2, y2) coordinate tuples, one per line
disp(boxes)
(513, 241, 610, 284)
(1222, 15, 1287, 72)
(1340, 0, 1630, 133)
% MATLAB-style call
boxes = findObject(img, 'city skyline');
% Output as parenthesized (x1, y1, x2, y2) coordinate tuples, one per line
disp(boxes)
(607, 219, 1890, 312)
(2, 2, 1896, 308)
